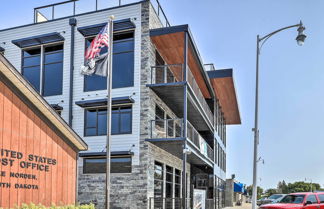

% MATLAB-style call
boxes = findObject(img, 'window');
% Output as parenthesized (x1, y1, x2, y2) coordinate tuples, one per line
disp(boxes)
(84, 32, 134, 91)
(165, 165, 173, 209)
(317, 195, 324, 203)
(22, 44, 63, 96)
(174, 169, 181, 198)
(154, 161, 164, 209)
(83, 156, 132, 173)
(306, 195, 318, 204)
(84, 106, 132, 136)
(112, 106, 132, 134)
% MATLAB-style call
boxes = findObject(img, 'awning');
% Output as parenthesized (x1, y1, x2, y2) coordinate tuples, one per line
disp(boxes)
(77, 18, 136, 37)
(50, 104, 63, 111)
(234, 182, 245, 193)
(208, 69, 241, 125)
(75, 96, 134, 108)
(12, 32, 65, 48)
(79, 151, 134, 157)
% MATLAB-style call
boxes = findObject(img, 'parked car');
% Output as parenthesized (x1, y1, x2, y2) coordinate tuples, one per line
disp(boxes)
(259, 192, 324, 209)
(257, 197, 269, 206)
(261, 194, 286, 205)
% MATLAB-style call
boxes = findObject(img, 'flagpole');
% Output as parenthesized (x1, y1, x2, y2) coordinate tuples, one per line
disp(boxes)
(106, 15, 114, 209)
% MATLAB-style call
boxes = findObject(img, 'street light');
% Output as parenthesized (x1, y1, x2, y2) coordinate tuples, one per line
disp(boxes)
(251, 21, 306, 209)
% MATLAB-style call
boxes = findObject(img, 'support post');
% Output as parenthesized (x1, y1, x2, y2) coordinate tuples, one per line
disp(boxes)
(182, 31, 188, 209)
(252, 35, 260, 209)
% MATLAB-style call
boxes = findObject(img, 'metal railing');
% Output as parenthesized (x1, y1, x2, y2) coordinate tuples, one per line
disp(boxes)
(150, 118, 183, 139)
(187, 121, 214, 162)
(148, 197, 190, 209)
(149, 118, 214, 162)
(187, 67, 214, 125)
(34, 0, 170, 27)
(150, 64, 214, 127)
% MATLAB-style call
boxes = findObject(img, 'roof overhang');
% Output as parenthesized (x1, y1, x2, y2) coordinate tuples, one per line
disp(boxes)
(12, 32, 64, 48)
(150, 24, 215, 99)
(75, 96, 134, 108)
(77, 18, 136, 37)
(208, 69, 241, 125)
(79, 151, 134, 157)
(0, 54, 87, 151)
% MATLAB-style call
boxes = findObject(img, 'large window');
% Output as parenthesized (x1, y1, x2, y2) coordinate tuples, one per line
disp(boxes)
(84, 106, 132, 136)
(83, 156, 132, 174)
(22, 44, 63, 96)
(154, 161, 164, 209)
(84, 32, 134, 91)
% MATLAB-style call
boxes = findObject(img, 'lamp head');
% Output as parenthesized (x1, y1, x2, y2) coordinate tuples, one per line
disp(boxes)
(296, 21, 306, 46)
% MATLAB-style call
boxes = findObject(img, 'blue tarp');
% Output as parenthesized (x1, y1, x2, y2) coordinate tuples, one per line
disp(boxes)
(234, 182, 245, 193)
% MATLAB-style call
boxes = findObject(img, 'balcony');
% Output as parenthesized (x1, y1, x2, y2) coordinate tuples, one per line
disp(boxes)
(33, 0, 170, 27)
(148, 118, 214, 166)
(148, 64, 214, 132)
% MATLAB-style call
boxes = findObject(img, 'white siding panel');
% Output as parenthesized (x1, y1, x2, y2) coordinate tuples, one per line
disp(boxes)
(0, 3, 142, 165)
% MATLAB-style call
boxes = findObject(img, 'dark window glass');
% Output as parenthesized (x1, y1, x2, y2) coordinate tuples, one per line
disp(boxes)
(83, 157, 131, 173)
(85, 106, 131, 136)
(155, 105, 164, 120)
(280, 195, 305, 204)
(112, 106, 132, 135)
(22, 44, 63, 96)
(154, 161, 164, 208)
(165, 165, 173, 199)
(23, 66, 40, 91)
(84, 32, 134, 91)
(318, 195, 324, 203)
(306, 195, 318, 204)
(175, 169, 181, 198)
(43, 62, 63, 96)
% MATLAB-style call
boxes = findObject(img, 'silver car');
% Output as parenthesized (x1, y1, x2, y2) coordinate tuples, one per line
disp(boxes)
(260, 194, 286, 205)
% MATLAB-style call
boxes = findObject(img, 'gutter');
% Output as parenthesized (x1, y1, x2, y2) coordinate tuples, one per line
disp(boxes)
(69, 18, 77, 127)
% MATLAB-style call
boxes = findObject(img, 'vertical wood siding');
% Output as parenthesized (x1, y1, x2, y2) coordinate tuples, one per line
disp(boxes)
(0, 81, 77, 208)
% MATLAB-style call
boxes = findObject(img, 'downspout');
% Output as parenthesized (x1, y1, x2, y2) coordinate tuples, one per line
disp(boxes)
(69, 18, 77, 127)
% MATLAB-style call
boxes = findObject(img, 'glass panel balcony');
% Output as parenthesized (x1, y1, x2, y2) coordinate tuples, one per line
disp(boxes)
(149, 118, 214, 162)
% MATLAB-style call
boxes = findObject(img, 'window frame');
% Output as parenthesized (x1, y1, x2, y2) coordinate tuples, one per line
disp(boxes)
(84, 105, 133, 137)
(83, 156, 132, 174)
(21, 42, 64, 97)
(83, 30, 135, 92)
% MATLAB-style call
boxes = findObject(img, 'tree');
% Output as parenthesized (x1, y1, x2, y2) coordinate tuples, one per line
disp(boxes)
(277, 180, 289, 194)
(287, 181, 321, 193)
(246, 185, 264, 199)
(265, 188, 278, 196)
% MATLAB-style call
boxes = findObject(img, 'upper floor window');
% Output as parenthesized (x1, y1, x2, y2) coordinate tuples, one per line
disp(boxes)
(84, 32, 134, 91)
(83, 156, 132, 174)
(22, 44, 63, 96)
(84, 105, 132, 136)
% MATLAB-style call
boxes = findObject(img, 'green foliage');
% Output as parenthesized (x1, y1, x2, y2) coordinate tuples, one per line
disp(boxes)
(7, 203, 96, 209)
(287, 181, 320, 193)
(265, 188, 278, 196)
(246, 185, 264, 199)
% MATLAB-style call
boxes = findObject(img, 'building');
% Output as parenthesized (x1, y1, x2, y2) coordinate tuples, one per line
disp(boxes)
(0, 0, 241, 208)
(0, 55, 87, 208)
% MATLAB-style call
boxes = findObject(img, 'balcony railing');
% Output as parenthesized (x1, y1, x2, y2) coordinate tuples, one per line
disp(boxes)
(34, 0, 170, 27)
(149, 197, 192, 209)
(187, 67, 214, 125)
(150, 118, 214, 162)
(150, 64, 214, 127)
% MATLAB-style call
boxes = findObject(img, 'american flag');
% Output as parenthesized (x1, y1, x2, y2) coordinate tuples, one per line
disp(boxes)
(85, 23, 109, 60)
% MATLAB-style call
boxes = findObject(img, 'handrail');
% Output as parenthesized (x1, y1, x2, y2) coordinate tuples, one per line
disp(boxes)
(149, 118, 214, 162)
(187, 67, 214, 125)
(33, 0, 171, 27)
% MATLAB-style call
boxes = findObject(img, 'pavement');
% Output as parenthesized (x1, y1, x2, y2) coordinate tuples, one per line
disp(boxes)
(225, 203, 252, 209)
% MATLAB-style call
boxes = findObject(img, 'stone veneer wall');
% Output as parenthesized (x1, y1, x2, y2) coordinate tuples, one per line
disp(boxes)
(77, 1, 192, 208)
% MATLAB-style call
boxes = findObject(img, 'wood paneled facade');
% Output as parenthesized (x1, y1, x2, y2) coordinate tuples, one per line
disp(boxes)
(0, 55, 87, 208)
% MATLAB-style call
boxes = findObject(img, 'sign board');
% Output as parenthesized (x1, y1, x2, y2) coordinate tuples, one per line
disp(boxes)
(193, 189, 206, 209)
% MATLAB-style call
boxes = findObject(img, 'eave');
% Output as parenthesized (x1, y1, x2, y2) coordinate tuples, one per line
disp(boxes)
(208, 69, 241, 125)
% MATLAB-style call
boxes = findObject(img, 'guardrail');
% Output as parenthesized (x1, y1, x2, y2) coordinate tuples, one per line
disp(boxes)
(34, 0, 171, 27)
(149, 118, 214, 162)
(150, 64, 214, 127)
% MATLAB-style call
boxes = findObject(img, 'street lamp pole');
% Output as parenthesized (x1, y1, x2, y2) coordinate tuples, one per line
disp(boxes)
(252, 21, 306, 209)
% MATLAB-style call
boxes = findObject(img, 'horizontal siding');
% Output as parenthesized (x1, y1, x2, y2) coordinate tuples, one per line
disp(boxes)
(0, 3, 142, 165)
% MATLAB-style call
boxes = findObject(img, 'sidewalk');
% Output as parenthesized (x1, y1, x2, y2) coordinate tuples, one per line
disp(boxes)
(225, 203, 252, 209)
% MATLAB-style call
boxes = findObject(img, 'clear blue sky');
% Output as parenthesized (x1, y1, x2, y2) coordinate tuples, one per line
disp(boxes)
(1, 0, 324, 190)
